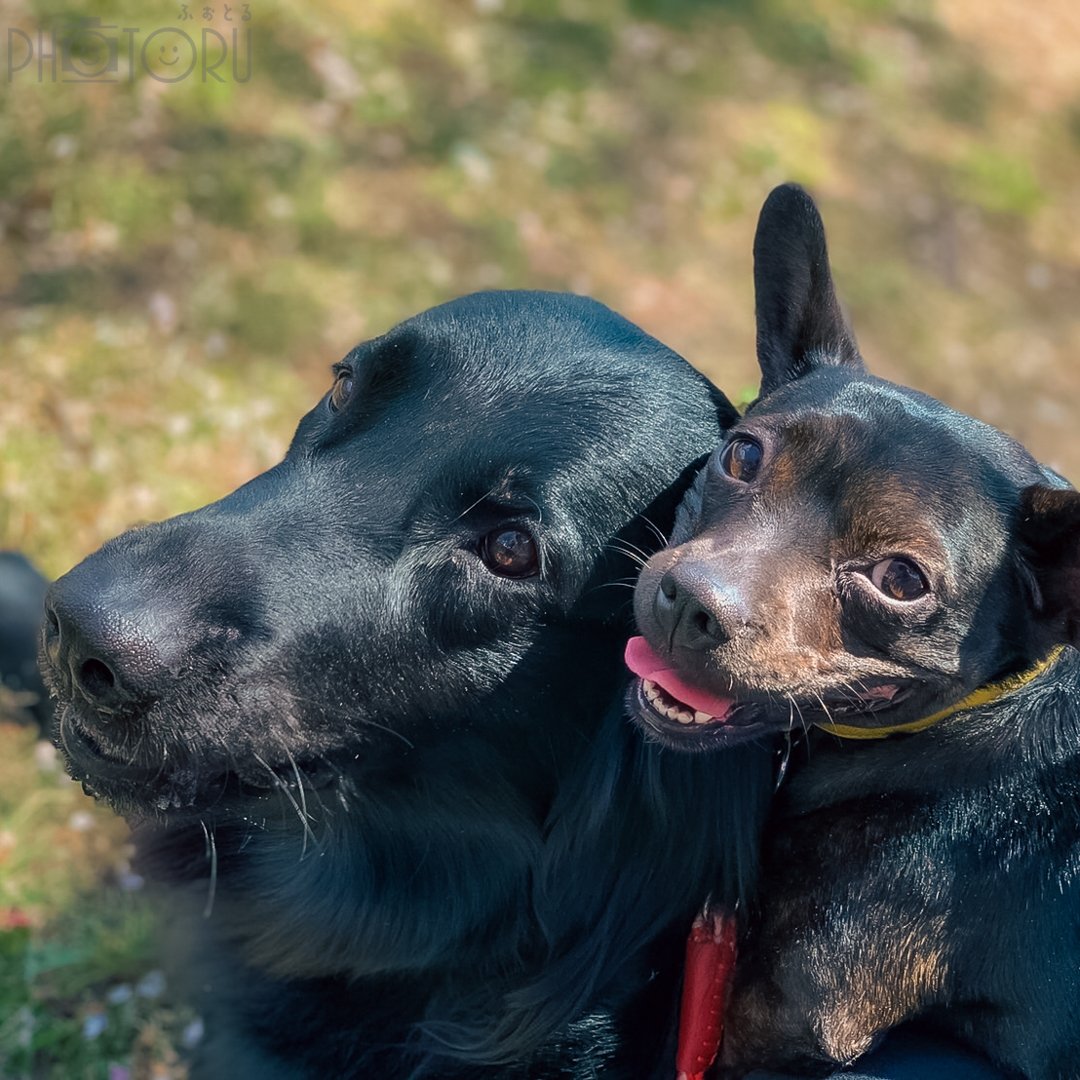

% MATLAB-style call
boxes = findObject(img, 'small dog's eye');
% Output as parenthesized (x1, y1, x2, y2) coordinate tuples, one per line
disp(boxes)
(869, 557, 928, 602)
(719, 437, 763, 483)
(328, 371, 355, 413)
(480, 528, 539, 579)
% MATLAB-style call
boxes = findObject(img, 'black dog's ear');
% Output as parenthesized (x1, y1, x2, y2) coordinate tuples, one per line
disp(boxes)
(754, 183, 863, 395)
(1019, 484, 1080, 646)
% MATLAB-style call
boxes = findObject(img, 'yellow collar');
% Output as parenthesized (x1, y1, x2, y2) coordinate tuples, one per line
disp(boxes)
(817, 646, 1067, 741)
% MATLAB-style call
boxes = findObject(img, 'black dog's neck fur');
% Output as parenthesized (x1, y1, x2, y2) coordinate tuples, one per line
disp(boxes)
(140, 693, 771, 1077)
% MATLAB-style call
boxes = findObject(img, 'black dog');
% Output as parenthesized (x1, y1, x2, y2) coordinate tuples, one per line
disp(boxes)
(625, 187, 1080, 1079)
(41, 291, 773, 1078)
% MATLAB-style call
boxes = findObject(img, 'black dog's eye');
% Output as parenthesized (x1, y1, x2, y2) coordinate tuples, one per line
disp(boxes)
(328, 370, 355, 413)
(870, 557, 928, 602)
(480, 528, 540, 579)
(719, 436, 764, 483)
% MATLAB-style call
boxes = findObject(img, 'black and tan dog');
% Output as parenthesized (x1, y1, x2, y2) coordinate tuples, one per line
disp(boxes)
(625, 186, 1080, 1079)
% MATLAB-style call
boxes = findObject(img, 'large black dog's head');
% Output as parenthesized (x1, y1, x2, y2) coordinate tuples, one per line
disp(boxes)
(627, 185, 1080, 751)
(42, 291, 734, 816)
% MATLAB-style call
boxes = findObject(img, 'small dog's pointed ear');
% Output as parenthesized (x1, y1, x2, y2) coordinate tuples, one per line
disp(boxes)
(753, 183, 863, 396)
(1019, 484, 1080, 646)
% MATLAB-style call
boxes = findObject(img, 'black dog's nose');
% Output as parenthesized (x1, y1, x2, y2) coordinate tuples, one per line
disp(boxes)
(44, 581, 174, 712)
(655, 563, 749, 651)
(42, 521, 265, 732)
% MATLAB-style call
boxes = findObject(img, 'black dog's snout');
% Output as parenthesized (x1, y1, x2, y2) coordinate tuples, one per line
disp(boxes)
(655, 564, 748, 651)
(43, 522, 265, 728)
(45, 579, 175, 713)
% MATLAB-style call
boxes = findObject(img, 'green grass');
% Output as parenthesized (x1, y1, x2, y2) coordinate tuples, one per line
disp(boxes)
(0, 724, 194, 1079)
(3, 0, 1080, 1073)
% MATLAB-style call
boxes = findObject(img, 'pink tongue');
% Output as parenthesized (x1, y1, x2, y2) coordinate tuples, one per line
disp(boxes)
(624, 636, 737, 721)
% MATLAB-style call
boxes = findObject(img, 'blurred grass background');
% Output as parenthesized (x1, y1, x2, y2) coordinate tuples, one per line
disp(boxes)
(2, 0, 1080, 1075)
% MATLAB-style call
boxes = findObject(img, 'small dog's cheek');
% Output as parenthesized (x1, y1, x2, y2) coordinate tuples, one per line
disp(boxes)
(669, 511, 697, 545)
(669, 469, 709, 543)
(632, 560, 671, 635)
(792, 589, 846, 656)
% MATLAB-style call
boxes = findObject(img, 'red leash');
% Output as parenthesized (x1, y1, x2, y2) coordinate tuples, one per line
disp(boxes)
(675, 906, 738, 1080)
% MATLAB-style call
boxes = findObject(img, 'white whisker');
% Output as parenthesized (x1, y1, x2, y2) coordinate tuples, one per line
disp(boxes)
(253, 752, 319, 856)
(200, 819, 218, 919)
(638, 514, 669, 549)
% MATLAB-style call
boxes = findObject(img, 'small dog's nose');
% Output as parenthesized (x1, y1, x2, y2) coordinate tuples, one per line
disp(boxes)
(44, 583, 173, 713)
(654, 563, 749, 651)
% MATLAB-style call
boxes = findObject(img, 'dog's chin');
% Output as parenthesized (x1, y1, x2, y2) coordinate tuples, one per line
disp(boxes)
(625, 675, 923, 753)
(56, 704, 340, 820)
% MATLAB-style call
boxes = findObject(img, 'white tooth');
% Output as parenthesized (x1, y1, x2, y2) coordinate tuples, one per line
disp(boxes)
(643, 680, 655, 692)
(664, 706, 681, 721)
(694, 711, 714, 724)
(677, 711, 694, 725)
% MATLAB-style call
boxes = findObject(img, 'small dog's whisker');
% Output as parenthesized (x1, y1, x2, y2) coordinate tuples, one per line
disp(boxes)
(776, 704, 795, 791)
(521, 493, 543, 526)
(585, 580, 638, 595)
(451, 481, 506, 524)
(285, 688, 417, 753)
(281, 739, 336, 838)
(638, 514, 669, 549)
(613, 535, 654, 562)
(605, 542, 649, 570)
(785, 691, 812, 744)
(809, 689, 836, 728)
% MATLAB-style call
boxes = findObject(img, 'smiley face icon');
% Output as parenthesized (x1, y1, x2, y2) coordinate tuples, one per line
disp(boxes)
(142, 28, 196, 82)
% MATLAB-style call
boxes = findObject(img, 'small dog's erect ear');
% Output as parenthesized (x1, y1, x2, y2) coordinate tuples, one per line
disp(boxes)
(1019, 484, 1080, 646)
(753, 183, 864, 396)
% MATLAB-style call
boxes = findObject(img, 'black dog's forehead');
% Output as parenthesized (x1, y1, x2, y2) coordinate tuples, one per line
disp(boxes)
(278, 290, 728, 565)
(333, 291, 698, 445)
(347, 289, 682, 402)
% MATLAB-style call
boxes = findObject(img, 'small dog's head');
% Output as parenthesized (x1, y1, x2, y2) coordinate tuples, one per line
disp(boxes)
(628, 184, 1080, 751)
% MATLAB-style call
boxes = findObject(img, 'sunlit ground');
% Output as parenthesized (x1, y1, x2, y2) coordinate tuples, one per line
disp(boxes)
(3, 0, 1080, 1073)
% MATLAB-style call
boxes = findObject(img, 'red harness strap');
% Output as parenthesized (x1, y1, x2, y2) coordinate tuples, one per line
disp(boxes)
(675, 907, 738, 1080)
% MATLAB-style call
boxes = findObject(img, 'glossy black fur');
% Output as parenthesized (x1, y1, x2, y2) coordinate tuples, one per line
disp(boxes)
(731, 190, 1080, 1077)
(726, 648, 1080, 1080)
(630, 187, 1080, 1078)
(40, 291, 773, 1077)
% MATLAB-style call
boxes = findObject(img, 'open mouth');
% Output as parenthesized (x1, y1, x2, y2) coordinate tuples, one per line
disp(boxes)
(815, 683, 909, 716)
(624, 637, 768, 750)
(640, 676, 732, 726)
(624, 636, 912, 750)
